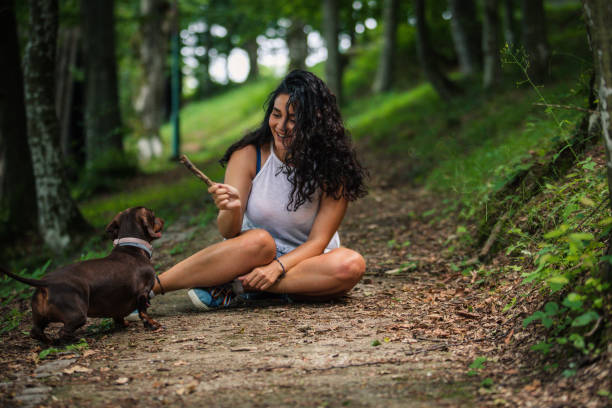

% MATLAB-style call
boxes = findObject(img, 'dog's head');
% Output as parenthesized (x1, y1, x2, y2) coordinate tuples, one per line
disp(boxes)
(105, 207, 165, 242)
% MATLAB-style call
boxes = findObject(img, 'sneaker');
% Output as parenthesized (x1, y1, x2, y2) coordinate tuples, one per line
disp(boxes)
(187, 285, 238, 310)
(125, 309, 140, 322)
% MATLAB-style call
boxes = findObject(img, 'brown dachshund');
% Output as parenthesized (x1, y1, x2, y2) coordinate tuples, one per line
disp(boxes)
(1, 207, 164, 344)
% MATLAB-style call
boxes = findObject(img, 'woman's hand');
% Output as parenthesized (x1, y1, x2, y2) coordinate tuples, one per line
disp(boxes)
(238, 261, 284, 291)
(209, 183, 241, 211)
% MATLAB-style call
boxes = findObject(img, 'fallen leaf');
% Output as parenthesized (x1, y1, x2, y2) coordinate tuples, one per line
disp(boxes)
(63, 365, 92, 374)
(115, 377, 129, 385)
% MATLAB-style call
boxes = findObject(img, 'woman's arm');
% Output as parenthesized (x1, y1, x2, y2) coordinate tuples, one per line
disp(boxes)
(212, 145, 256, 238)
(239, 193, 348, 290)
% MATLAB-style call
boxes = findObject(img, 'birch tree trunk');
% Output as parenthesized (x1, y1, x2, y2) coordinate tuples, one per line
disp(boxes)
(449, 0, 482, 76)
(134, 0, 170, 160)
(521, 0, 549, 84)
(323, 0, 342, 104)
(414, 0, 461, 102)
(582, 0, 612, 352)
(373, 0, 398, 93)
(23, 0, 90, 252)
(81, 0, 123, 167)
(483, 0, 502, 90)
(0, 0, 37, 237)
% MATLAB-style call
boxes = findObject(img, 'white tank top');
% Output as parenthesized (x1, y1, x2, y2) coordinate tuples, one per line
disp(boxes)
(242, 143, 340, 252)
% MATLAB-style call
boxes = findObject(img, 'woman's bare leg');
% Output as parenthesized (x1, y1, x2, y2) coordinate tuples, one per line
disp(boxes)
(265, 248, 365, 298)
(152, 229, 276, 294)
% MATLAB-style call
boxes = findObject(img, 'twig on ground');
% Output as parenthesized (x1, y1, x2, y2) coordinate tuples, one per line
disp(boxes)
(179, 154, 216, 187)
(455, 311, 480, 319)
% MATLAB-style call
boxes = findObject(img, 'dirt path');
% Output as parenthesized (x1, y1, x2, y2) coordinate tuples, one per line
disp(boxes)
(1, 154, 609, 407)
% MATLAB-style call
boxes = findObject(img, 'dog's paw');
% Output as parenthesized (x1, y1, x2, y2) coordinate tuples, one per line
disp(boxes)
(143, 319, 163, 332)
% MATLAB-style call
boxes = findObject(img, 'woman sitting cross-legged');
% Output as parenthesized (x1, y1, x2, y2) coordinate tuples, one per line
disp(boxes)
(151, 69, 368, 309)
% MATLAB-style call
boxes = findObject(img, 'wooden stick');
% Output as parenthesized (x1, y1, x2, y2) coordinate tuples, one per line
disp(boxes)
(178, 154, 215, 187)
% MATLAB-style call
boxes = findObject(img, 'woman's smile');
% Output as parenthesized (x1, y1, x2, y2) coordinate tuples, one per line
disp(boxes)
(269, 93, 295, 161)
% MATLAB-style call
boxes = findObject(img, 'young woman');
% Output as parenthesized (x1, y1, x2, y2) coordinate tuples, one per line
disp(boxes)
(152, 70, 367, 309)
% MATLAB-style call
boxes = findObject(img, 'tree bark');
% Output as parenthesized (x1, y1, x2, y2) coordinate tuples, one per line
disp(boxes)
(288, 19, 308, 72)
(521, 0, 549, 84)
(582, 0, 612, 353)
(245, 38, 259, 80)
(373, 0, 399, 93)
(197, 28, 213, 95)
(414, 0, 461, 101)
(81, 0, 123, 167)
(449, 0, 482, 76)
(502, 0, 518, 46)
(23, 0, 91, 252)
(55, 26, 81, 163)
(0, 0, 38, 237)
(323, 0, 342, 104)
(134, 0, 170, 160)
(483, 0, 502, 89)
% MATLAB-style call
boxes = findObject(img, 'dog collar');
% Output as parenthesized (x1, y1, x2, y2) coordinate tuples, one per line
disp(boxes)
(113, 237, 153, 258)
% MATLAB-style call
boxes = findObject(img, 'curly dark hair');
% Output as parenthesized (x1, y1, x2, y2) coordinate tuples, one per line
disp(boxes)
(220, 70, 368, 211)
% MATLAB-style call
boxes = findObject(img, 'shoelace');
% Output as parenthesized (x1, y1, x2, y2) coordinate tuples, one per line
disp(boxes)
(209, 286, 234, 306)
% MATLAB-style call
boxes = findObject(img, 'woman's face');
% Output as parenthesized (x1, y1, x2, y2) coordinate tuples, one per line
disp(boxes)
(269, 93, 295, 159)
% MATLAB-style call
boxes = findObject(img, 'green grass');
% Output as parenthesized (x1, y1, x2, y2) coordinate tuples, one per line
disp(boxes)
(124, 76, 278, 174)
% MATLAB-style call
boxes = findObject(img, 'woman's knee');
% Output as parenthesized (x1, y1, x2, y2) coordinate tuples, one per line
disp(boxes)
(333, 249, 365, 285)
(241, 229, 276, 262)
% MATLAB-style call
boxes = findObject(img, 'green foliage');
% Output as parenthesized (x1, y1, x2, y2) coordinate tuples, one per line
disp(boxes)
(467, 356, 487, 376)
(39, 338, 89, 360)
(0, 260, 52, 305)
(73, 149, 139, 199)
(86, 318, 115, 335)
(514, 158, 609, 356)
(0, 308, 27, 334)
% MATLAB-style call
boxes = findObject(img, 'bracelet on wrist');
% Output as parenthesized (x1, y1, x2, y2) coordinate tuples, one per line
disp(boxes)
(274, 257, 286, 277)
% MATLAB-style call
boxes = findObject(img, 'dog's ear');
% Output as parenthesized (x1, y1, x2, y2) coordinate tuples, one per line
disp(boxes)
(140, 209, 163, 240)
(105, 211, 123, 239)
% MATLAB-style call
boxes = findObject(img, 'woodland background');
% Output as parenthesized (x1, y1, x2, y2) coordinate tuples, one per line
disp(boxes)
(1, 0, 612, 406)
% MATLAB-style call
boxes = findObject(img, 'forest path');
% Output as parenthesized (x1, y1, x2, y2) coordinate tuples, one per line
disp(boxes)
(1, 151, 605, 407)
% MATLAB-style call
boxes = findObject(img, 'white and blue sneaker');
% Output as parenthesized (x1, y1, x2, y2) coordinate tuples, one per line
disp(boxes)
(125, 310, 140, 322)
(187, 285, 238, 310)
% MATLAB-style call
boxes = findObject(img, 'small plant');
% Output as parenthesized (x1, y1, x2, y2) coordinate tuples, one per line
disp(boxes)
(0, 308, 27, 333)
(516, 158, 609, 357)
(467, 356, 487, 376)
(39, 338, 89, 359)
(170, 243, 186, 255)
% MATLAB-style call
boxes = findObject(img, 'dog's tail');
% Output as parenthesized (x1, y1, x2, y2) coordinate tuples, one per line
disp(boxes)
(0, 266, 48, 287)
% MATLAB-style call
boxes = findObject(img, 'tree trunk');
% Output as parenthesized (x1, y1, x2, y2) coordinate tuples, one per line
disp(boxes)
(81, 0, 123, 167)
(449, 0, 482, 76)
(0, 0, 38, 237)
(483, 0, 502, 90)
(582, 0, 612, 353)
(197, 28, 213, 95)
(288, 19, 308, 72)
(414, 0, 461, 101)
(134, 0, 170, 160)
(245, 39, 259, 80)
(521, 0, 549, 84)
(373, 0, 399, 93)
(322, 0, 342, 104)
(55, 26, 81, 163)
(502, 0, 518, 46)
(23, 0, 91, 252)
